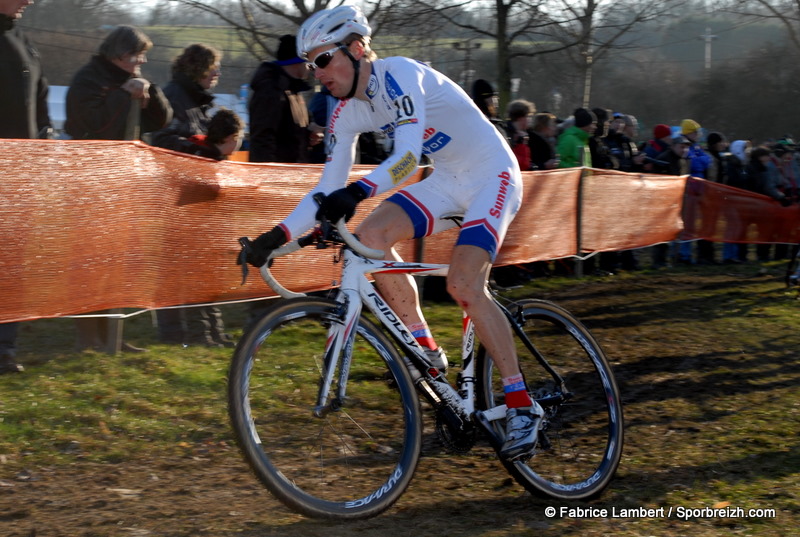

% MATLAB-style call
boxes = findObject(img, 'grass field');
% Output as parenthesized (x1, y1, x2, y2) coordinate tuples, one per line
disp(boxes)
(1, 258, 798, 536)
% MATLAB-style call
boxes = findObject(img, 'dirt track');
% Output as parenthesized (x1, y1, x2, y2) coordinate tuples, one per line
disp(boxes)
(2, 268, 798, 537)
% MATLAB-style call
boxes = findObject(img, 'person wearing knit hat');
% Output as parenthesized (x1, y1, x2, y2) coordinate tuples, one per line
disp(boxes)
(574, 107, 597, 129)
(557, 108, 596, 168)
(471, 79, 500, 120)
(275, 34, 305, 66)
(697, 131, 731, 264)
(681, 118, 701, 136)
(653, 124, 671, 141)
(248, 34, 314, 163)
(675, 118, 712, 264)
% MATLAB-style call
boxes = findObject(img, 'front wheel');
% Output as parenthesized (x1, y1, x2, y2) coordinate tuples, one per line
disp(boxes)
(228, 297, 422, 519)
(477, 299, 623, 500)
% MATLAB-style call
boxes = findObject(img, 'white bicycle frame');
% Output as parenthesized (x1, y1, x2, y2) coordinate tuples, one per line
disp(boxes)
(260, 221, 509, 425)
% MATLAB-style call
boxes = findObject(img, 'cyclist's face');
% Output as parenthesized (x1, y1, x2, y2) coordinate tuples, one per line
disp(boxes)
(308, 42, 358, 99)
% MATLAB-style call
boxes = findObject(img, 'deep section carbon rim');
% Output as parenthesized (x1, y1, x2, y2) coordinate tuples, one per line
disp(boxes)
(228, 298, 422, 519)
(478, 299, 623, 500)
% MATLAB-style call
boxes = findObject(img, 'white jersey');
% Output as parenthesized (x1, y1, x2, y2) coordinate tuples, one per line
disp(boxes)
(279, 56, 520, 258)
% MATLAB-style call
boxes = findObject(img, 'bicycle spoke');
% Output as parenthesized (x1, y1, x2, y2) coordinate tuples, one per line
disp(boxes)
(229, 298, 421, 519)
(478, 299, 623, 500)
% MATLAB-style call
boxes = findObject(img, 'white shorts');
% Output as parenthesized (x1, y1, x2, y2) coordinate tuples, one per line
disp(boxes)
(386, 159, 522, 261)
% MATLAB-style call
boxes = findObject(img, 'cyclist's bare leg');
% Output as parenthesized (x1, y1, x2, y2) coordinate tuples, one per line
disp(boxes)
(446, 244, 520, 379)
(354, 201, 427, 328)
(448, 244, 541, 460)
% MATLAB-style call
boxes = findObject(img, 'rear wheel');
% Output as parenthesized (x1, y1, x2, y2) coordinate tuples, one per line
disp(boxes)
(228, 297, 422, 519)
(477, 299, 623, 500)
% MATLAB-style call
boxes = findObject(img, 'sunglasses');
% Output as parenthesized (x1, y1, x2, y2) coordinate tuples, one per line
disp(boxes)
(307, 45, 346, 71)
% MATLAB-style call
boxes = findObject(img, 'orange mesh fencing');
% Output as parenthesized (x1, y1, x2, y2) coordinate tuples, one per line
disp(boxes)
(1, 140, 799, 323)
(681, 177, 800, 244)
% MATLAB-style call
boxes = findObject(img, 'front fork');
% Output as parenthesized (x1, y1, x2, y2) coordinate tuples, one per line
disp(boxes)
(313, 290, 360, 418)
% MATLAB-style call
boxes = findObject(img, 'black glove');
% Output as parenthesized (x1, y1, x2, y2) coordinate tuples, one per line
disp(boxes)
(315, 183, 368, 223)
(238, 226, 287, 268)
(780, 196, 793, 207)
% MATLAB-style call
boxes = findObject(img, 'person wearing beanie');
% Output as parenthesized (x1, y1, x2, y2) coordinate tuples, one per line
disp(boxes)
(654, 124, 672, 140)
(557, 107, 596, 168)
(248, 34, 314, 163)
(643, 123, 674, 172)
(675, 118, 712, 264)
(471, 78, 509, 143)
(681, 118, 701, 136)
(574, 107, 597, 129)
(471, 78, 499, 119)
(696, 131, 730, 264)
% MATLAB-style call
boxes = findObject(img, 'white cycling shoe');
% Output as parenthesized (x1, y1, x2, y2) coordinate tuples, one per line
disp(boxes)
(499, 401, 544, 461)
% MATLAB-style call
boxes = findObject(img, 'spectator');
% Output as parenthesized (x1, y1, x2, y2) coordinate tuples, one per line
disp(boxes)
(248, 34, 314, 163)
(528, 112, 559, 170)
(642, 124, 673, 172)
(471, 79, 500, 121)
(188, 107, 245, 159)
(697, 131, 730, 264)
(622, 113, 640, 143)
(151, 44, 239, 348)
(471, 78, 509, 143)
(771, 141, 799, 202)
(746, 146, 793, 262)
(599, 112, 642, 271)
(0, 0, 50, 373)
(589, 107, 613, 170)
(504, 99, 534, 171)
(722, 139, 752, 263)
(675, 119, 712, 264)
(65, 25, 171, 141)
(650, 136, 692, 267)
(681, 119, 712, 179)
(654, 135, 691, 176)
(151, 43, 225, 159)
(746, 146, 792, 205)
(557, 108, 596, 168)
(65, 25, 172, 353)
(604, 112, 642, 172)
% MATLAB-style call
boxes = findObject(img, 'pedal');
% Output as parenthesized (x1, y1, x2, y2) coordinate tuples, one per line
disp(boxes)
(473, 410, 503, 451)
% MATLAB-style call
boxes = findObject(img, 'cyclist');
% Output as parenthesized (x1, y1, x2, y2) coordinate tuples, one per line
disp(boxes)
(240, 5, 543, 461)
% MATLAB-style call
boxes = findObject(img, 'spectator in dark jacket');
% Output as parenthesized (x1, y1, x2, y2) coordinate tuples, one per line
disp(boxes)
(65, 25, 171, 353)
(654, 135, 691, 176)
(151, 43, 225, 159)
(248, 34, 313, 163)
(0, 0, 50, 140)
(642, 124, 673, 173)
(0, 0, 50, 373)
(528, 112, 558, 170)
(746, 146, 793, 262)
(65, 25, 171, 141)
(151, 44, 238, 348)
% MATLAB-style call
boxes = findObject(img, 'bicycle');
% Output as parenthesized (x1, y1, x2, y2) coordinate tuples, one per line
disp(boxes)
(229, 215, 624, 520)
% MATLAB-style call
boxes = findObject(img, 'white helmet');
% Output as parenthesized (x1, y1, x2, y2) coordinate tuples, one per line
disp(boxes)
(297, 5, 372, 60)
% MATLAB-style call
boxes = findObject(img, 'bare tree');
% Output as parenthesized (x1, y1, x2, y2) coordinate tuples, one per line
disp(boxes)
(407, 0, 686, 109)
(169, 0, 397, 59)
(717, 0, 800, 52)
(24, 0, 130, 29)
